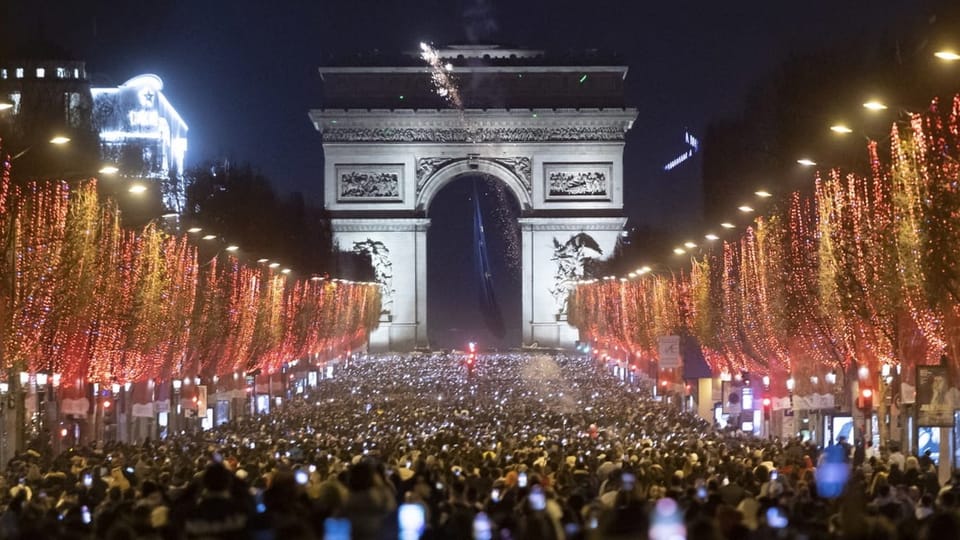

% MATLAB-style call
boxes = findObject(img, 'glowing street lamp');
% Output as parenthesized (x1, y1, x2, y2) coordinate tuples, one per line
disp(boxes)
(281, 268, 292, 274)
(934, 50, 960, 61)
(755, 190, 772, 198)
(225, 245, 239, 252)
(128, 184, 147, 194)
(683, 241, 697, 249)
(673, 247, 686, 255)
(202, 234, 217, 240)
(98, 165, 119, 175)
(49, 136, 71, 145)
(0, 102, 12, 111)
(797, 158, 817, 166)
(738, 205, 754, 213)
(257, 258, 269, 263)
(704, 233, 719, 241)
(863, 100, 888, 111)
(187, 227, 202, 233)
(830, 125, 853, 134)
(720, 222, 735, 229)
(269, 262, 281, 269)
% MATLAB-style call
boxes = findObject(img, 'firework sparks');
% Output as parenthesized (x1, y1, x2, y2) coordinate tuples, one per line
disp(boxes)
(483, 177, 522, 273)
(420, 42, 463, 109)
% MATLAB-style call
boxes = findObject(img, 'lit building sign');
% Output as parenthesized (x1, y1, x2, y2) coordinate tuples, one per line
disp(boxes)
(663, 130, 700, 171)
(92, 74, 189, 212)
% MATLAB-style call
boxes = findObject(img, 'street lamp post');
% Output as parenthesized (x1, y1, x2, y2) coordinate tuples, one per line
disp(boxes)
(51, 373, 61, 453)
(35, 372, 49, 450)
(171, 379, 182, 438)
(17, 371, 28, 451)
(0, 381, 10, 464)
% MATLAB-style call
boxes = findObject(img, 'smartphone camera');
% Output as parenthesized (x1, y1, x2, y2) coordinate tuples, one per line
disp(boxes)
(81, 505, 91, 525)
(82, 473, 93, 488)
(398, 503, 426, 537)
(295, 470, 309, 485)
(528, 485, 546, 511)
(491, 488, 501, 503)
(473, 513, 493, 540)
(766, 506, 788, 529)
(518, 472, 528, 488)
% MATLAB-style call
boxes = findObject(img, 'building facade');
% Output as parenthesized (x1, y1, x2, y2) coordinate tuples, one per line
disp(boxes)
(312, 45, 637, 351)
(1, 55, 188, 212)
(92, 74, 189, 213)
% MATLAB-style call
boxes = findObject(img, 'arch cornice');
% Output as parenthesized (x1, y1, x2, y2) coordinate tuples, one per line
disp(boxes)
(310, 108, 637, 143)
(416, 158, 533, 212)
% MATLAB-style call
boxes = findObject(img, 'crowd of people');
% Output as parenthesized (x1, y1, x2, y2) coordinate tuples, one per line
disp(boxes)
(1, 351, 959, 539)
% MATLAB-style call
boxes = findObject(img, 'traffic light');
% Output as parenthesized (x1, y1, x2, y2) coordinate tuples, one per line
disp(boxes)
(858, 388, 874, 411)
(102, 398, 116, 425)
(762, 398, 772, 420)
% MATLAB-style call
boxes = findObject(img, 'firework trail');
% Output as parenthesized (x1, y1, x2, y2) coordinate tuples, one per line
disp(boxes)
(418, 42, 521, 271)
(420, 42, 464, 110)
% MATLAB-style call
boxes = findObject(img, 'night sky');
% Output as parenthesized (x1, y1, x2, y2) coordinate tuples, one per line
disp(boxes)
(1, 0, 933, 347)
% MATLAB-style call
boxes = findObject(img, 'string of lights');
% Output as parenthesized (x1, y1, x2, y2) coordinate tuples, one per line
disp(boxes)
(0, 158, 382, 387)
(570, 91, 960, 383)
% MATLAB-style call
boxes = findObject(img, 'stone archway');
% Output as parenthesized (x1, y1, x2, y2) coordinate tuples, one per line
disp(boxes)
(311, 47, 637, 351)
(415, 157, 533, 213)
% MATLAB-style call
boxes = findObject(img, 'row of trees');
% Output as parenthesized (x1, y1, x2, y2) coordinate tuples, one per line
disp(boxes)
(570, 95, 960, 392)
(0, 155, 382, 387)
(183, 162, 374, 282)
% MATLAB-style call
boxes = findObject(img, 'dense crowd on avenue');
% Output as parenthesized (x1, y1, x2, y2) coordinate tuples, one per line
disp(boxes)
(1, 352, 959, 539)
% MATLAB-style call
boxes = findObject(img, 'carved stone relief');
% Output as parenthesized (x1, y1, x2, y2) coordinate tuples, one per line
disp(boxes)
(544, 163, 613, 200)
(352, 239, 395, 313)
(549, 233, 603, 316)
(336, 165, 403, 201)
(415, 156, 532, 194)
(324, 126, 626, 144)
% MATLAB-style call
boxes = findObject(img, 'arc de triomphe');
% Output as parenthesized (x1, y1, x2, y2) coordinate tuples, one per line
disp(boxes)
(310, 45, 637, 351)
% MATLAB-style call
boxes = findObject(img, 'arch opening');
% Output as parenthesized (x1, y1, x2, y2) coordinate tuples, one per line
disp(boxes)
(427, 173, 522, 349)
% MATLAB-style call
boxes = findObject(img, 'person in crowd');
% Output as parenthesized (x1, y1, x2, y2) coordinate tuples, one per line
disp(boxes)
(0, 351, 956, 539)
